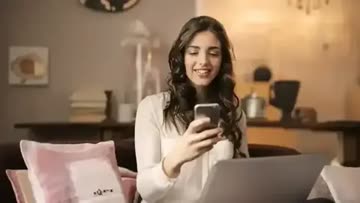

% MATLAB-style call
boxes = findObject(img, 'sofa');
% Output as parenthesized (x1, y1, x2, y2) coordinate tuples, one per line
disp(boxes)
(0, 140, 137, 202)
(0, 140, 300, 202)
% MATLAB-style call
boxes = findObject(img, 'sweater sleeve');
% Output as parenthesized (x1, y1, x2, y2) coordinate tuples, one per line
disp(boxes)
(135, 96, 176, 202)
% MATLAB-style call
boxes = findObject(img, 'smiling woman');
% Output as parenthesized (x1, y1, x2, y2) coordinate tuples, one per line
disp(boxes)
(184, 31, 222, 90)
(79, 0, 140, 13)
(134, 16, 249, 203)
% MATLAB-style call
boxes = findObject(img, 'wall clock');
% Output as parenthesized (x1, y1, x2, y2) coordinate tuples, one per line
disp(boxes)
(80, 0, 140, 13)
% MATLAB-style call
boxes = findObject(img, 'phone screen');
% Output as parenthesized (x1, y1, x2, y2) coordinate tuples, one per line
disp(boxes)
(194, 103, 220, 127)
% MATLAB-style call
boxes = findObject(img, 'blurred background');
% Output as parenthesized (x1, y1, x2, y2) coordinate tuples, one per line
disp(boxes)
(1, 0, 359, 159)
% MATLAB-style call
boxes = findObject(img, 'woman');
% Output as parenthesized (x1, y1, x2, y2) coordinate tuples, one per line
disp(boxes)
(134, 15, 247, 203)
(135, 15, 334, 203)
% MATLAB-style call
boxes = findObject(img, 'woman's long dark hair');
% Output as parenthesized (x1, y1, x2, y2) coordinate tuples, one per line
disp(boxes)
(164, 16, 245, 157)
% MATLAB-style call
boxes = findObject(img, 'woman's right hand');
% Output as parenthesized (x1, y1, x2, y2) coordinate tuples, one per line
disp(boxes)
(162, 117, 223, 178)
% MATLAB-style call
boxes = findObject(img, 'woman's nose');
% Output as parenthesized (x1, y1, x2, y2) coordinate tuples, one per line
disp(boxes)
(198, 52, 209, 66)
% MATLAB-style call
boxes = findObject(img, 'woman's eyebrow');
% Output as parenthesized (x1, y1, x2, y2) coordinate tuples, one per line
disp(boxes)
(208, 46, 220, 51)
(187, 46, 220, 50)
(187, 45, 200, 49)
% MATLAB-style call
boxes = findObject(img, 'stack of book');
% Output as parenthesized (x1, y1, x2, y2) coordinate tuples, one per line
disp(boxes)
(69, 90, 106, 122)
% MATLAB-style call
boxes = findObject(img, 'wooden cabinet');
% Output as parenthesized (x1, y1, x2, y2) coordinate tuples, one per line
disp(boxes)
(14, 120, 360, 167)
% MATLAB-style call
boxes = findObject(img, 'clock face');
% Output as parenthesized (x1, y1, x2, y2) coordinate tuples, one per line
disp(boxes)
(80, 0, 140, 13)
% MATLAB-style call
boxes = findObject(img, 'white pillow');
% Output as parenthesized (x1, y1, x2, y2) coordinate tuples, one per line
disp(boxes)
(20, 140, 127, 203)
(6, 167, 137, 203)
(321, 165, 360, 203)
(68, 158, 125, 203)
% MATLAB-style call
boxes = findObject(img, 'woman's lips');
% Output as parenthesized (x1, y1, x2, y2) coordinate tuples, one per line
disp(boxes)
(194, 69, 211, 78)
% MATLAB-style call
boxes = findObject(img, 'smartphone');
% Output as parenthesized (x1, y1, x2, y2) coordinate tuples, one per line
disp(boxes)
(194, 103, 220, 128)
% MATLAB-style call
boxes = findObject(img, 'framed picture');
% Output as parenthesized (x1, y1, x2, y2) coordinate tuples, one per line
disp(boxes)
(8, 46, 49, 86)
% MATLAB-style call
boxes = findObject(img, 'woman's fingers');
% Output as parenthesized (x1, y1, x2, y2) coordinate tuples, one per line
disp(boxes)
(195, 136, 222, 149)
(186, 117, 211, 134)
(180, 118, 225, 162)
(192, 128, 222, 143)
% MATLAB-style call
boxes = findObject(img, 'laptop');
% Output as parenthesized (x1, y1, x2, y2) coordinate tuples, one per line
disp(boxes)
(198, 154, 329, 203)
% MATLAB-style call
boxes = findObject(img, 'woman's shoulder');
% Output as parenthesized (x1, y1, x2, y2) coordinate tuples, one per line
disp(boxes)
(139, 91, 169, 110)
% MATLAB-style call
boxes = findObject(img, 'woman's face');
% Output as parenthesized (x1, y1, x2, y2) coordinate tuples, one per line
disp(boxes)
(184, 31, 222, 89)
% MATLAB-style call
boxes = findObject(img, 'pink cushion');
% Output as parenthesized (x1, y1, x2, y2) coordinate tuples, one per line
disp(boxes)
(19, 140, 128, 203)
(6, 169, 35, 203)
(120, 177, 137, 203)
(6, 168, 137, 203)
